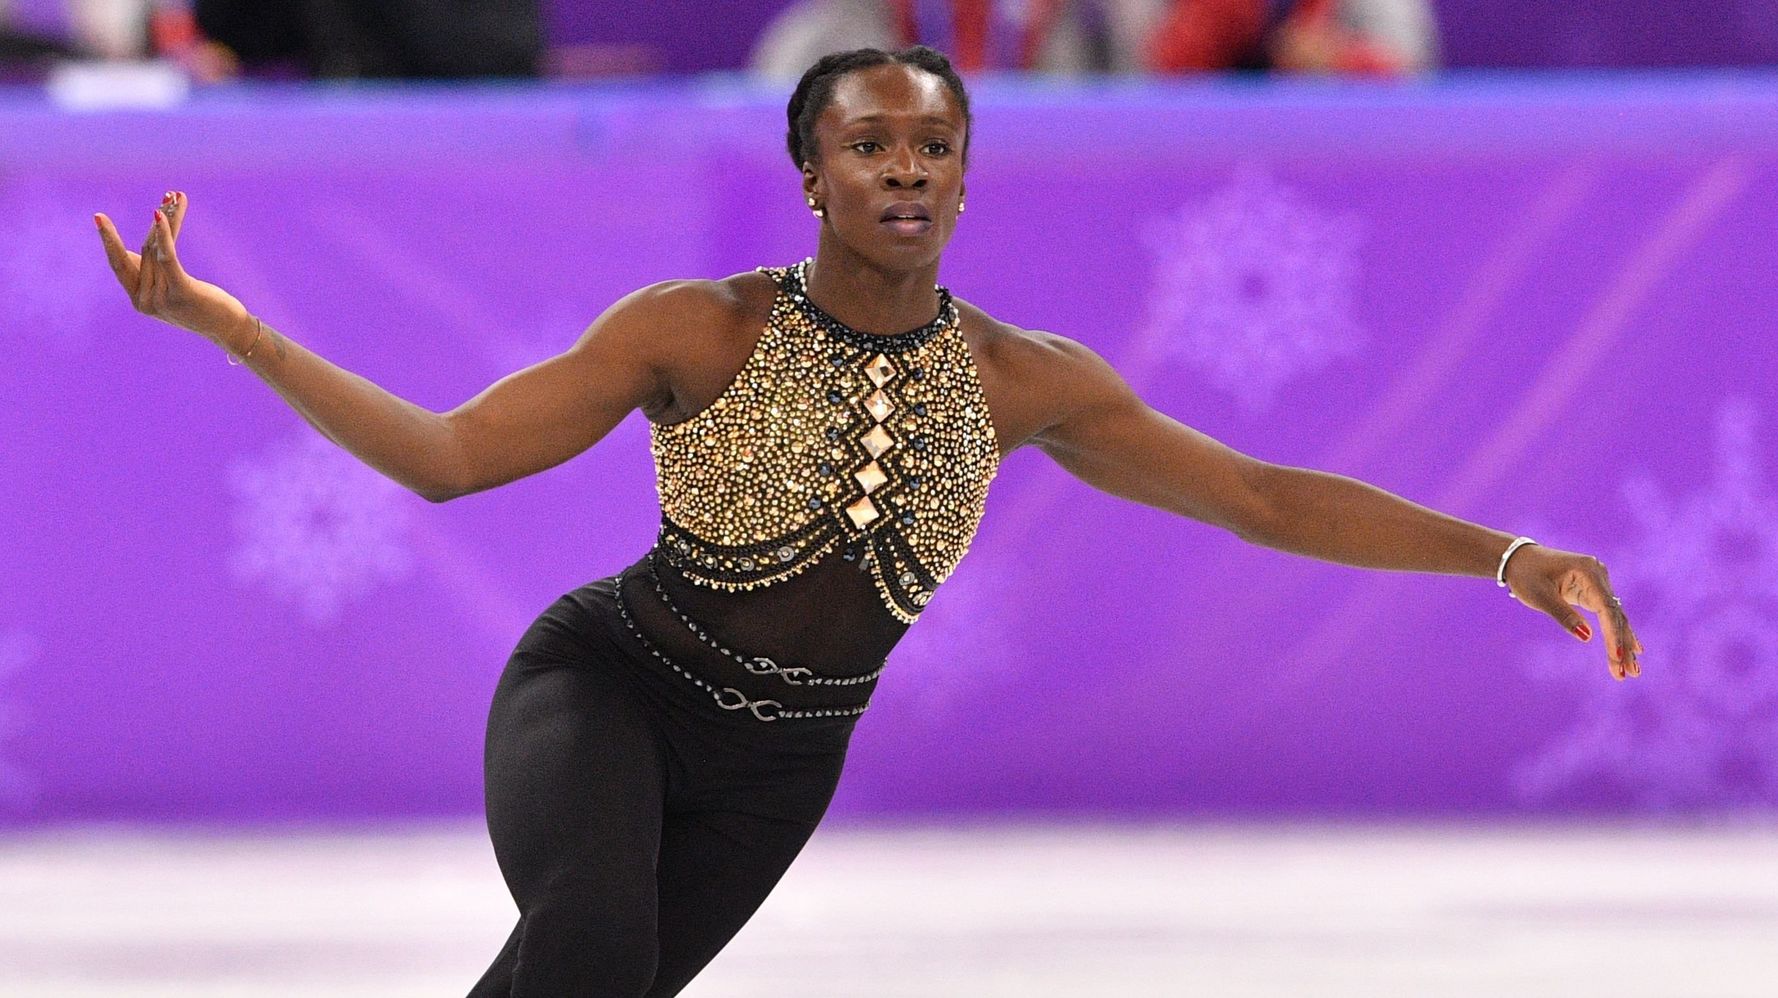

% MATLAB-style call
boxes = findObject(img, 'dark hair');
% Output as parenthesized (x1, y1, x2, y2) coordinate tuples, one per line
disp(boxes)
(785, 45, 972, 170)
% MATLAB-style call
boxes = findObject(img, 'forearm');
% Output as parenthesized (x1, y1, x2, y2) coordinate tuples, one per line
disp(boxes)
(1246, 464, 1515, 577)
(222, 315, 465, 501)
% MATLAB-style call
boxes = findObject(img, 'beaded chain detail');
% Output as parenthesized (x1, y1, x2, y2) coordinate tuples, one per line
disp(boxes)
(649, 259, 999, 622)
(644, 552, 885, 687)
(613, 566, 871, 722)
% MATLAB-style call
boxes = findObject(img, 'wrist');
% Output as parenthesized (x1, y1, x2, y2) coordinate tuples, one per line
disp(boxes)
(1496, 535, 1539, 590)
(220, 312, 265, 365)
(221, 311, 257, 353)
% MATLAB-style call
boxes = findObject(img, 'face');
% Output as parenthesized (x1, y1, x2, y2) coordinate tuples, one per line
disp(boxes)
(803, 63, 967, 271)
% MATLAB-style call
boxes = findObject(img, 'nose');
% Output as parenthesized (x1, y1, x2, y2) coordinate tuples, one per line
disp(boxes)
(883, 148, 927, 189)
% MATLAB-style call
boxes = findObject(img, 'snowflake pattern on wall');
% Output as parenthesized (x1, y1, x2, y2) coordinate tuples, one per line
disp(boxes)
(227, 434, 418, 625)
(0, 183, 115, 348)
(1136, 167, 1365, 413)
(1514, 399, 1778, 812)
(0, 630, 40, 811)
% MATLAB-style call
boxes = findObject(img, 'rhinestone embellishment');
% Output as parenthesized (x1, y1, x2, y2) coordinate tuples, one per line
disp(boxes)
(645, 260, 999, 622)
(611, 564, 874, 721)
(845, 495, 880, 529)
(853, 460, 887, 494)
(863, 389, 894, 422)
(865, 353, 896, 387)
(861, 424, 894, 458)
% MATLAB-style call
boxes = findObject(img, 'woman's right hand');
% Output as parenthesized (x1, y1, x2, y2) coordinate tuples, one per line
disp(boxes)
(95, 191, 256, 354)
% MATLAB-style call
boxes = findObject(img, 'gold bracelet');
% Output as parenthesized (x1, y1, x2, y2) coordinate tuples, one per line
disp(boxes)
(227, 316, 265, 366)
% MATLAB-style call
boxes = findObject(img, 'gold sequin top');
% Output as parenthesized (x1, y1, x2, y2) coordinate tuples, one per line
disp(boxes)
(649, 259, 1000, 623)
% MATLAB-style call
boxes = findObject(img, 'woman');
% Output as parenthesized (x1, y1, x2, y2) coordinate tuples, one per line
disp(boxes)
(95, 45, 1642, 997)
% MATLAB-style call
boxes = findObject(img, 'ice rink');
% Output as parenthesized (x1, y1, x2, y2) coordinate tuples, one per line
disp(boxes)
(4, 821, 1775, 996)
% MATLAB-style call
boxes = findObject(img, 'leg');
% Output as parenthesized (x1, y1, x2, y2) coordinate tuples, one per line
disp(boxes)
(467, 920, 520, 997)
(476, 647, 670, 997)
(645, 804, 835, 995)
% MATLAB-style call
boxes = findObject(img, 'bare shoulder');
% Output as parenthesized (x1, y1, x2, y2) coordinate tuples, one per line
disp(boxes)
(953, 298, 1130, 452)
(591, 270, 777, 346)
(584, 270, 781, 424)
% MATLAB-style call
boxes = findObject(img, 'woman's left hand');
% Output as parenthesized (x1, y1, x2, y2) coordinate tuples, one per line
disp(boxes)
(1503, 545, 1644, 681)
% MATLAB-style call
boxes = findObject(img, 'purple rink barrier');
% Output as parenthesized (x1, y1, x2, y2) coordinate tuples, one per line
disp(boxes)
(3, 75, 1777, 826)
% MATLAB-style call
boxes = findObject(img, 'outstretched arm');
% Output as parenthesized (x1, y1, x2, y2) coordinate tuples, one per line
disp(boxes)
(1021, 331, 1644, 681)
(95, 191, 694, 502)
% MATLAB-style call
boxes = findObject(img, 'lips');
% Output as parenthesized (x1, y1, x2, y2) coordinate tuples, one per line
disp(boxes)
(879, 202, 931, 223)
(880, 201, 933, 236)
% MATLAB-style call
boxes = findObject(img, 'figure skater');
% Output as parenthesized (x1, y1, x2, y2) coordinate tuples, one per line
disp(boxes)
(94, 45, 1643, 997)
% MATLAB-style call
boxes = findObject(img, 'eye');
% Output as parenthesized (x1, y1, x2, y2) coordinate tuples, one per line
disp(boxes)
(851, 141, 882, 154)
(923, 141, 951, 156)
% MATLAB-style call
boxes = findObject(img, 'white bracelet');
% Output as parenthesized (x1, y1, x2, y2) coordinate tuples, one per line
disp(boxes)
(1496, 536, 1538, 589)
(226, 315, 265, 367)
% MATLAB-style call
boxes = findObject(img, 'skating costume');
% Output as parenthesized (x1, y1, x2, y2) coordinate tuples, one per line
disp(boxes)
(473, 260, 998, 996)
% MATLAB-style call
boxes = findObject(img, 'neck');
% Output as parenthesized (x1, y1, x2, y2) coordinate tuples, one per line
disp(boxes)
(803, 239, 942, 335)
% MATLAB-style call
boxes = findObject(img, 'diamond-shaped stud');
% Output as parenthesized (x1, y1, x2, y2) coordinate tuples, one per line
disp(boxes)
(864, 389, 894, 422)
(865, 353, 896, 387)
(845, 496, 880, 529)
(853, 460, 887, 494)
(861, 425, 894, 458)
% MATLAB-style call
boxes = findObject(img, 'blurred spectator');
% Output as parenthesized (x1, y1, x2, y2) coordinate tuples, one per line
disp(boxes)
(1, 0, 150, 61)
(1147, 0, 1437, 74)
(0, 0, 236, 82)
(193, 0, 542, 79)
(752, 0, 1171, 77)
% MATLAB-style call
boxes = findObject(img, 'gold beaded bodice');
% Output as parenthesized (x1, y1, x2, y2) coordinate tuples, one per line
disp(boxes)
(649, 260, 999, 623)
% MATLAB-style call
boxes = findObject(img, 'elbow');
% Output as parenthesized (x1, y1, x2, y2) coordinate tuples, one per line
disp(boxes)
(417, 413, 478, 503)
(1229, 460, 1284, 545)
(411, 464, 474, 504)
(414, 469, 479, 503)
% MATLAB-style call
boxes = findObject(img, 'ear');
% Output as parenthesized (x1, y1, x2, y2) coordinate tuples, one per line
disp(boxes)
(801, 163, 820, 201)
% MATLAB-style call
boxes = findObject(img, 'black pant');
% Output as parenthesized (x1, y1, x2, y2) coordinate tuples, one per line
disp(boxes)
(470, 573, 858, 996)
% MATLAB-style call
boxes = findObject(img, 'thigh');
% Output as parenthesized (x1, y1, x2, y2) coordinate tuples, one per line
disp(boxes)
(484, 647, 669, 903)
(650, 754, 849, 996)
(646, 807, 829, 998)
(481, 645, 671, 993)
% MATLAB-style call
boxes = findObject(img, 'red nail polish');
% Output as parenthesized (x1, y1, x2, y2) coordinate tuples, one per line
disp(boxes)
(1574, 623, 1591, 640)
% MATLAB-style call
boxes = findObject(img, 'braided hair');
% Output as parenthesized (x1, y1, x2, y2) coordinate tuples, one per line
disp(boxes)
(785, 46, 972, 170)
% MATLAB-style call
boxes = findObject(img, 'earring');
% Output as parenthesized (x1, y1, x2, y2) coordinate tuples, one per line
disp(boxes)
(958, 198, 966, 214)
(807, 196, 824, 218)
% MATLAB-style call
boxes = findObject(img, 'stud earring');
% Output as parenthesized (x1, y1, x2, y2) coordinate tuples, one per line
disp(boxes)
(958, 198, 966, 214)
(807, 197, 824, 218)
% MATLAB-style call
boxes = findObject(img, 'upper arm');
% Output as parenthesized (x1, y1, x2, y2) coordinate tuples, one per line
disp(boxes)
(436, 279, 715, 499)
(1024, 332, 1276, 537)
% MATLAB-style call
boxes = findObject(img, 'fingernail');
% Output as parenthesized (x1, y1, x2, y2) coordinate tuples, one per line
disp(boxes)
(1573, 623, 1591, 640)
